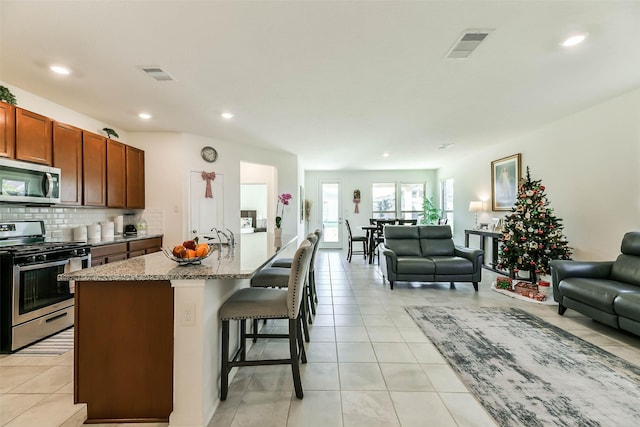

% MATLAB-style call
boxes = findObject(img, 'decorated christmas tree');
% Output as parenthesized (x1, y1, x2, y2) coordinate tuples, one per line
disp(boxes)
(497, 167, 572, 282)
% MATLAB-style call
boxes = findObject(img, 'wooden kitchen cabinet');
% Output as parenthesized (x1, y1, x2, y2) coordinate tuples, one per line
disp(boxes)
(107, 139, 126, 208)
(91, 237, 163, 265)
(75, 280, 173, 423)
(15, 108, 52, 165)
(82, 131, 107, 207)
(90, 242, 128, 267)
(128, 237, 163, 258)
(0, 101, 16, 158)
(53, 122, 83, 205)
(126, 145, 145, 208)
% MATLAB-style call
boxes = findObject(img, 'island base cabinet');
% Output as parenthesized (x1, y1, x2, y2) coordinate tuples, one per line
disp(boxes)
(75, 280, 174, 423)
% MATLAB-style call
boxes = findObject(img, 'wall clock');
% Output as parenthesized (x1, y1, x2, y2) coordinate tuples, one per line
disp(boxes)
(201, 146, 218, 163)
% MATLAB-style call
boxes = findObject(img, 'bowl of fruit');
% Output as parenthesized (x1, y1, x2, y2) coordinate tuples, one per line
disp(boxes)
(162, 239, 214, 265)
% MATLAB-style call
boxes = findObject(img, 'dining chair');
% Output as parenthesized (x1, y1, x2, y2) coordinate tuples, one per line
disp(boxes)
(345, 219, 367, 262)
(219, 239, 313, 400)
(398, 219, 417, 225)
(373, 219, 397, 263)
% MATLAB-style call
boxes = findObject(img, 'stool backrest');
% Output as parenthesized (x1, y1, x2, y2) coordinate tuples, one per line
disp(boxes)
(287, 240, 313, 319)
(310, 228, 322, 274)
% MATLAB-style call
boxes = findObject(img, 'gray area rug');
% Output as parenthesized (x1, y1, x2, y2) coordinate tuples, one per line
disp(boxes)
(405, 306, 640, 427)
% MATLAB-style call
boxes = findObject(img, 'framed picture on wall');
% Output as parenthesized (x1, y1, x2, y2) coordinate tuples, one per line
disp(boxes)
(491, 153, 521, 211)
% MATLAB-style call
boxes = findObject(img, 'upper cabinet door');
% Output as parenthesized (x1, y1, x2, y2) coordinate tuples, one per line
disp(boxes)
(107, 139, 126, 208)
(126, 145, 145, 209)
(82, 131, 107, 207)
(15, 108, 53, 165)
(53, 121, 83, 205)
(0, 101, 16, 159)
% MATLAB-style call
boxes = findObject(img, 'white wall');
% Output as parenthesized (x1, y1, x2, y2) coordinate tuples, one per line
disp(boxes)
(304, 169, 437, 246)
(128, 132, 299, 247)
(438, 87, 640, 261)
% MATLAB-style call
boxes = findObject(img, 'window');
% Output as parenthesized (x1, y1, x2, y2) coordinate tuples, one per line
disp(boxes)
(372, 183, 396, 219)
(400, 183, 424, 219)
(440, 178, 454, 230)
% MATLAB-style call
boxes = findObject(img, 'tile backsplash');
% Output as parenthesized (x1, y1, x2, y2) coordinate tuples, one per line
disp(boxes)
(0, 205, 164, 241)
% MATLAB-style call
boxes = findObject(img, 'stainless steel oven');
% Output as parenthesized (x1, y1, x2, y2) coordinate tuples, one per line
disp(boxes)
(1, 220, 90, 352)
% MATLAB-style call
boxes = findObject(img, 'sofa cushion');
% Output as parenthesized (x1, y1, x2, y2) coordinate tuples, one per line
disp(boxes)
(620, 231, 640, 256)
(429, 256, 474, 275)
(418, 225, 452, 239)
(613, 292, 640, 322)
(559, 278, 640, 313)
(396, 256, 436, 275)
(384, 226, 421, 256)
(421, 239, 455, 256)
(611, 254, 640, 287)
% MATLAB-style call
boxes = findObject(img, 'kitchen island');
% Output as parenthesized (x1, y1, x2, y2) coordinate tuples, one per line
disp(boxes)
(59, 232, 297, 426)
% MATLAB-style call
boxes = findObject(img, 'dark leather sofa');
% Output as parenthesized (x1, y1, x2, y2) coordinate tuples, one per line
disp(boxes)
(551, 231, 640, 336)
(379, 225, 483, 290)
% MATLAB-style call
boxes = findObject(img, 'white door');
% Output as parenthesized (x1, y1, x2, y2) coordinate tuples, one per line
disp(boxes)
(320, 181, 342, 249)
(189, 171, 225, 242)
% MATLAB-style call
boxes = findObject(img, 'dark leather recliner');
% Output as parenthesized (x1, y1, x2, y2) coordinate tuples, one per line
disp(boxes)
(379, 225, 483, 290)
(551, 231, 640, 336)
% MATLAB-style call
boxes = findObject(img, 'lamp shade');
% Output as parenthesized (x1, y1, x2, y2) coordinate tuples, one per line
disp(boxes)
(469, 201, 483, 212)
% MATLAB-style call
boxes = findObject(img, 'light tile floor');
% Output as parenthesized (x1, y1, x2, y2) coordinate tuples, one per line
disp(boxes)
(1, 250, 639, 426)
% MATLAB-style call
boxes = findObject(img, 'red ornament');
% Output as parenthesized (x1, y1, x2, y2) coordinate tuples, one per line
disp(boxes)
(540, 186, 546, 191)
(538, 244, 544, 249)
(521, 236, 527, 241)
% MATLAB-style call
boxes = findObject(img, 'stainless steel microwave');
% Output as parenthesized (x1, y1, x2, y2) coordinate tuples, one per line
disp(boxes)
(0, 158, 61, 204)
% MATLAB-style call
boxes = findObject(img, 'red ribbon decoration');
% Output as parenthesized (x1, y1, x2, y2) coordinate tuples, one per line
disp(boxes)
(202, 171, 216, 198)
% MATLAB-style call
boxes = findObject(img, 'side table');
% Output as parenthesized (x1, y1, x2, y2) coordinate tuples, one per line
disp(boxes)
(464, 229, 505, 274)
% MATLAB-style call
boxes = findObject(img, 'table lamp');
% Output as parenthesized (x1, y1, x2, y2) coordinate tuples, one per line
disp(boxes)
(469, 201, 483, 229)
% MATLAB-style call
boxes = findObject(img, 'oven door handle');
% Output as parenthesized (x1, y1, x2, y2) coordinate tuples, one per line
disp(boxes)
(16, 258, 69, 272)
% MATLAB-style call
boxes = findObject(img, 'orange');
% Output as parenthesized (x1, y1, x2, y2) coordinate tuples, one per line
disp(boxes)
(184, 249, 197, 259)
(195, 244, 209, 257)
(173, 245, 186, 258)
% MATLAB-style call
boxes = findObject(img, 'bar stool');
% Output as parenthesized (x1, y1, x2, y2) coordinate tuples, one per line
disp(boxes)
(271, 229, 321, 316)
(250, 233, 317, 341)
(219, 239, 313, 400)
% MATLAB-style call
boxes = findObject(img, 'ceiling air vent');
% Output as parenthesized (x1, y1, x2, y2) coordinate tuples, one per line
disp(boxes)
(446, 30, 493, 59)
(139, 66, 176, 81)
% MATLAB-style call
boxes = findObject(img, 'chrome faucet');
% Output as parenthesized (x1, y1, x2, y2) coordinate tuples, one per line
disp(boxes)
(226, 228, 235, 247)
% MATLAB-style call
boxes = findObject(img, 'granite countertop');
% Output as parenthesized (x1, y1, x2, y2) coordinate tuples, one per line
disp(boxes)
(58, 233, 297, 281)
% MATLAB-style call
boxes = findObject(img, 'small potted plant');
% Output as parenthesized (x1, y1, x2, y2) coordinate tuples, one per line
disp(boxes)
(0, 85, 17, 105)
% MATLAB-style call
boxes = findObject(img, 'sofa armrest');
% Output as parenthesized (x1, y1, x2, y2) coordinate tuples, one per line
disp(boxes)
(379, 244, 398, 274)
(454, 246, 484, 272)
(550, 260, 613, 296)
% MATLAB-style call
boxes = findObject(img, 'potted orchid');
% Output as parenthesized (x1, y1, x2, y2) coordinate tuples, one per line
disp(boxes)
(275, 193, 292, 229)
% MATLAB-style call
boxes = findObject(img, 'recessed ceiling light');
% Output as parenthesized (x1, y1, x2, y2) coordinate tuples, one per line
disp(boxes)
(50, 65, 71, 75)
(221, 112, 234, 120)
(560, 33, 588, 47)
(382, 152, 390, 158)
(138, 113, 152, 120)
(438, 143, 455, 150)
